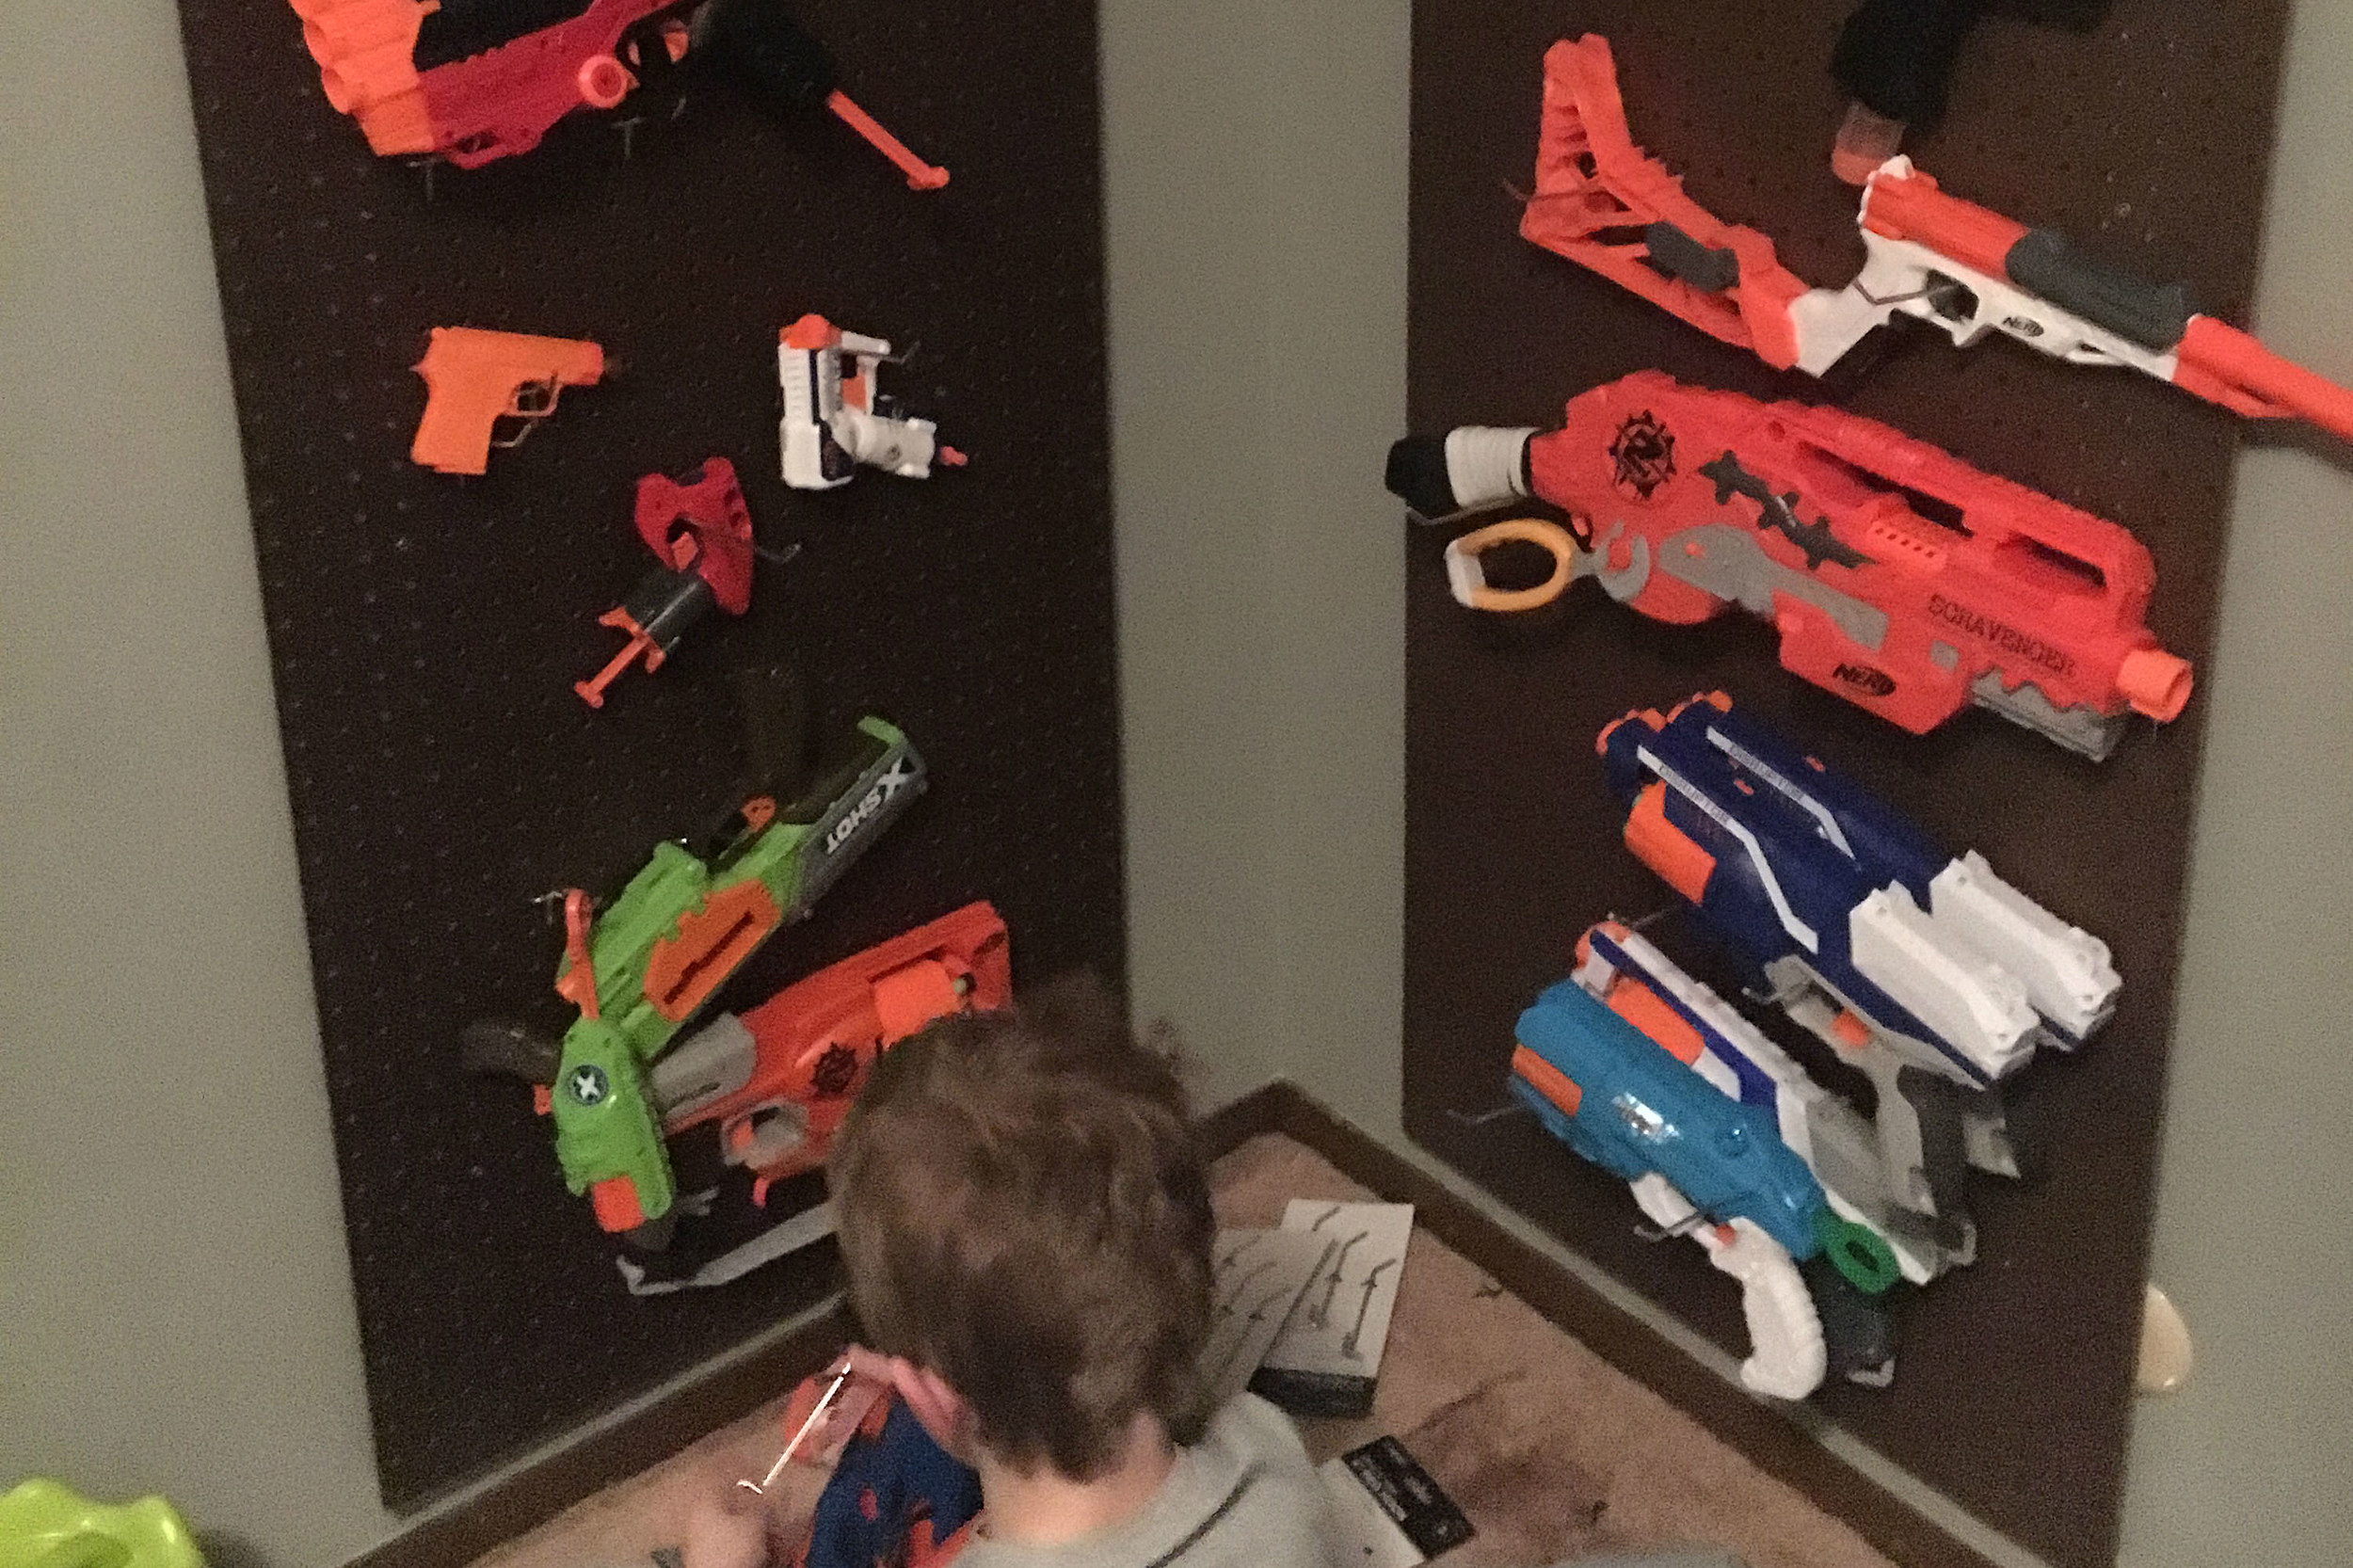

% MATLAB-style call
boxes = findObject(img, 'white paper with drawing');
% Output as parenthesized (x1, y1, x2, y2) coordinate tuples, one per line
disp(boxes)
(1201, 1227, 1333, 1403)
(1259, 1200, 1414, 1377)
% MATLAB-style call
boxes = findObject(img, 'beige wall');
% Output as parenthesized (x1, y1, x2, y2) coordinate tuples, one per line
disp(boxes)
(0, 2, 393, 1561)
(2, 1, 2345, 1564)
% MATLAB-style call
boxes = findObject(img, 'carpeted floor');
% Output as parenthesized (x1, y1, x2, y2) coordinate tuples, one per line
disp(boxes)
(468, 1133, 1894, 1568)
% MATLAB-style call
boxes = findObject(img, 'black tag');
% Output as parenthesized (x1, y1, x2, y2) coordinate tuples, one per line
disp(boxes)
(1248, 1365, 1376, 1419)
(1340, 1436, 1476, 1559)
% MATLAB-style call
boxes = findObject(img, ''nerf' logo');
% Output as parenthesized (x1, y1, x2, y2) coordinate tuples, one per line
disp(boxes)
(1833, 663, 1897, 696)
(1927, 595, 2076, 676)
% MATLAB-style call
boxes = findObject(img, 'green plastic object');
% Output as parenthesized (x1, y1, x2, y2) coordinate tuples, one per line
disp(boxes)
(547, 714, 924, 1224)
(0, 1481, 203, 1568)
(1813, 1205, 1903, 1294)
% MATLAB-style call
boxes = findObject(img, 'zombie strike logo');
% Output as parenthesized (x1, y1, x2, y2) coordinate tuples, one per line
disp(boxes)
(1609, 410, 1677, 499)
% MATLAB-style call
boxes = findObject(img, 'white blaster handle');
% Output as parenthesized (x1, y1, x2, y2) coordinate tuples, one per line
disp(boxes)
(830, 408, 941, 479)
(1629, 1174, 1826, 1400)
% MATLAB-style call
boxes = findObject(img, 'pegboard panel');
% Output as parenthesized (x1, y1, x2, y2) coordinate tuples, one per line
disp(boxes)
(171, 0, 1120, 1510)
(1400, 4, 2285, 1565)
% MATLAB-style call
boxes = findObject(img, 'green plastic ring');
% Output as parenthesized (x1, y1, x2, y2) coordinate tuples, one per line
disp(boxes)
(1814, 1208, 1902, 1295)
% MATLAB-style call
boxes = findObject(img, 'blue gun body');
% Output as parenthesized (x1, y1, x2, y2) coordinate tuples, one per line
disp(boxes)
(1512, 977, 1830, 1261)
(1598, 696, 1997, 1085)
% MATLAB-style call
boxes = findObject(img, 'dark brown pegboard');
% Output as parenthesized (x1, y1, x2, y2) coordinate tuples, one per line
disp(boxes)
(171, 0, 1121, 1511)
(1401, 4, 2285, 1565)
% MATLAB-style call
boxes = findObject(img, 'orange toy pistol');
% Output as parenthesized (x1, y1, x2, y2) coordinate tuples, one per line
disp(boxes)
(410, 327, 605, 475)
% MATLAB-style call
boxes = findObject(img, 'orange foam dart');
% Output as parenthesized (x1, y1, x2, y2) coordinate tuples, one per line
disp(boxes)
(1520, 35, 1809, 369)
(825, 89, 949, 190)
(410, 327, 605, 476)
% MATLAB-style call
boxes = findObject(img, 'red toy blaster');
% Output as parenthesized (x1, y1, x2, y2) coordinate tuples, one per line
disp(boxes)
(289, 0, 947, 184)
(1390, 371, 2193, 759)
(577, 456, 765, 709)
(1522, 35, 2353, 443)
(654, 901, 1009, 1206)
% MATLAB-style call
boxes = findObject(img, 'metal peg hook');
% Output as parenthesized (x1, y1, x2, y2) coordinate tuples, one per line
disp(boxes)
(737, 1366, 853, 1496)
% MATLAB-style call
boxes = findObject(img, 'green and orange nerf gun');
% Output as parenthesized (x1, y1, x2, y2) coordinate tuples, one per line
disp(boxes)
(465, 670, 925, 1247)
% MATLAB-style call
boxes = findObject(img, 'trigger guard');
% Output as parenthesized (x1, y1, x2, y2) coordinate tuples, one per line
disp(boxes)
(1442, 518, 1580, 613)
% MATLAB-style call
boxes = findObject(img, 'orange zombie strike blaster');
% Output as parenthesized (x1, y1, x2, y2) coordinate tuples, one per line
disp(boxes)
(1386, 370, 2194, 759)
(1522, 35, 2353, 444)
(410, 327, 604, 475)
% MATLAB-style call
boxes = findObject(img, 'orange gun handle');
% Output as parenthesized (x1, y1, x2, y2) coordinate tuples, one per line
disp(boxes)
(825, 89, 948, 190)
(411, 385, 509, 475)
(2174, 314, 2353, 441)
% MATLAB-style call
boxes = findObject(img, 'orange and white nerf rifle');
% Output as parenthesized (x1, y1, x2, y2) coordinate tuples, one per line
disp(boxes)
(1523, 35, 2353, 443)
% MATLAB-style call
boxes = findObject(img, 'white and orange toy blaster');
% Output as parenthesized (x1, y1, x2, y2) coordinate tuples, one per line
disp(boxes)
(1522, 35, 2353, 444)
(776, 313, 966, 491)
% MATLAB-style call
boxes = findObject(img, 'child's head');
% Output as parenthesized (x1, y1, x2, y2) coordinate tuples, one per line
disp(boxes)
(828, 975, 1214, 1480)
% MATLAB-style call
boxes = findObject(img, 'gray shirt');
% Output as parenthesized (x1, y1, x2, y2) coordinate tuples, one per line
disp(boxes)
(954, 1395, 1338, 1568)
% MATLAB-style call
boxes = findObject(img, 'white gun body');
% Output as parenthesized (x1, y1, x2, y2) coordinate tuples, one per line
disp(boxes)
(1629, 1173, 1826, 1400)
(778, 322, 947, 490)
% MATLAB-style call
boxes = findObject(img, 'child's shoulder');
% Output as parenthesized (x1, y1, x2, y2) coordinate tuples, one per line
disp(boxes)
(1182, 1393, 1337, 1568)
(1198, 1391, 1315, 1474)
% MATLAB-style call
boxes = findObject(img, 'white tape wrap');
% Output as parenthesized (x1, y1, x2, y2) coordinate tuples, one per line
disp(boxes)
(1441, 425, 1536, 509)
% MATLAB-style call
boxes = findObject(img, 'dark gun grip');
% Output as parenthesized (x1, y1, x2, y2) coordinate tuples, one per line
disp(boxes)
(1897, 1064, 1977, 1251)
(2004, 229, 2197, 352)
(460, 1018, 564, 1084)
(1801, 1254, 1900, 1385)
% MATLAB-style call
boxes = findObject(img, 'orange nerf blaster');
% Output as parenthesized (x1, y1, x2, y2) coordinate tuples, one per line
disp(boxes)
(410, 327, 605, 475)
(1522, 35, 2353, 445)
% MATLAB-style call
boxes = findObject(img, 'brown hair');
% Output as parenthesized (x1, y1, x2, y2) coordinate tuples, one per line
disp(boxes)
(827, 974, 1215, 1479)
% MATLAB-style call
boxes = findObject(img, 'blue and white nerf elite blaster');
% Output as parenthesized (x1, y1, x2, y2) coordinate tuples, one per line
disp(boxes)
(1511, 968, 1901, 1399)
(1597, 693, 2121, 1257)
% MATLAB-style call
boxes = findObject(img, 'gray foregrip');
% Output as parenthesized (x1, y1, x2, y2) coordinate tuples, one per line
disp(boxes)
(2004, 229, 2196, 353)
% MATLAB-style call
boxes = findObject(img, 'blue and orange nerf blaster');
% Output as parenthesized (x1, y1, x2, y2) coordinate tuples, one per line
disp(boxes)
(1512, 958, 1900, 1398)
